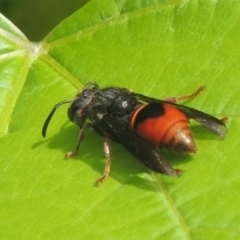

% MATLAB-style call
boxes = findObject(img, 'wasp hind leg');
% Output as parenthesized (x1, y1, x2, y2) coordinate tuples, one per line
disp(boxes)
(163, 86, 206, 103)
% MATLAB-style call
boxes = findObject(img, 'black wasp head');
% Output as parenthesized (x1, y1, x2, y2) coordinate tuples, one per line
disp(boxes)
(68, 82, 99, 127)
(42, 81, 99, 137)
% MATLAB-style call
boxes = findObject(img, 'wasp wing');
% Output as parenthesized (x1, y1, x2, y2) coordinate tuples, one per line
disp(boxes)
(168, 104, 227, 138)
(134, 93, 227, 138)
(98, 114, 182, 177)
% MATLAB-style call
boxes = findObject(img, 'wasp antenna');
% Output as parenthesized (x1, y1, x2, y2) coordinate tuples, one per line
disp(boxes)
(42, 100, 72, 138)
(83, 81, 99, 90)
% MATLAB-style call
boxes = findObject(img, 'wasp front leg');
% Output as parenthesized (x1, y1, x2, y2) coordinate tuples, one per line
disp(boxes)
(95, 137, 112, 185)
(65, 123, 91, 158)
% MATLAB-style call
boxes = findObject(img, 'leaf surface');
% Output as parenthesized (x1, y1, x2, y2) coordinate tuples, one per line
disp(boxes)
(0, 0, 240, 239)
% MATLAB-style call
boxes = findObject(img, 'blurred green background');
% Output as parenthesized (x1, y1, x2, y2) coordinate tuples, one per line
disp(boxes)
(0, 0, 89, 41)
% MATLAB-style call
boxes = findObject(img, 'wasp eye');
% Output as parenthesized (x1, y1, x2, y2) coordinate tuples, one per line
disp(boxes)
(68, 100, 83, 122)
(67, 99, 88, 128)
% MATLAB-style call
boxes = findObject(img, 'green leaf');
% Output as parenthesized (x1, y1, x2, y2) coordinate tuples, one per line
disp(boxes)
(1, 0, 240, 239)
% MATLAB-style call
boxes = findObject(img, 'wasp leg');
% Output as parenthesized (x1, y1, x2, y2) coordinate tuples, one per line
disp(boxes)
(221, 117, 229, 122)
(163, 85, 206, 103)
(95, 137, 112, 185)
(65, 123, 90, 158)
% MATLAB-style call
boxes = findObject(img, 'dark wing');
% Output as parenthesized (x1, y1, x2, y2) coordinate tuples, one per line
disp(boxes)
(134, 93, 227, 138)
(168, 104, 227, 138)
(99, 114, 182, 177)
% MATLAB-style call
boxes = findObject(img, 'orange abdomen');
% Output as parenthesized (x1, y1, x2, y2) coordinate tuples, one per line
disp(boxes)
(130, 103, 197, 152)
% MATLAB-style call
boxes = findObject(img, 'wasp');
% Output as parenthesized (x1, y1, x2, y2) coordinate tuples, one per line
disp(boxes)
(42, 82, 227, 185)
